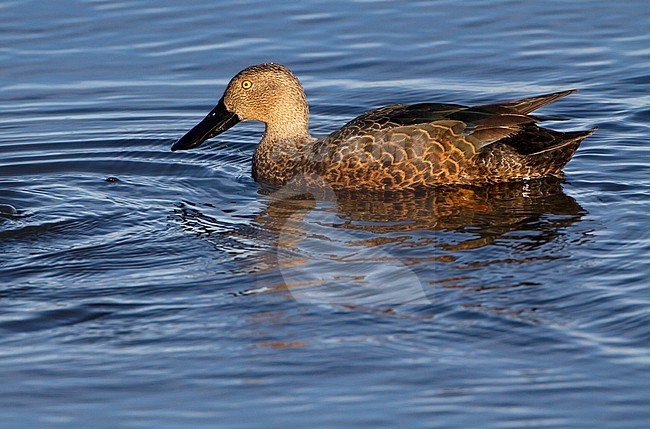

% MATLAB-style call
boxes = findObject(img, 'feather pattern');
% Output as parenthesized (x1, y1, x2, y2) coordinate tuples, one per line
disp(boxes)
(172, 64, 595, 190)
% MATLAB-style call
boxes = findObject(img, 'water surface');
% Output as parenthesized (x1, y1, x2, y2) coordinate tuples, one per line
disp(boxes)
(1, 0, 649, 427)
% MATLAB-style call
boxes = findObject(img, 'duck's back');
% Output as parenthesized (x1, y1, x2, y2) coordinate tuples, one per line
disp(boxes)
(307, 91, 594, 189)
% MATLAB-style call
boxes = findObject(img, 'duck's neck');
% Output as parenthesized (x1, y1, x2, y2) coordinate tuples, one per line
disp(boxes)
(252, 91, 314, 184)
(263, 118, 311, 143)
(252, 122, 314, 186)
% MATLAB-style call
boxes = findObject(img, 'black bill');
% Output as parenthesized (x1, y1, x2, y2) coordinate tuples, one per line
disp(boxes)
(171, 97, 240, 151)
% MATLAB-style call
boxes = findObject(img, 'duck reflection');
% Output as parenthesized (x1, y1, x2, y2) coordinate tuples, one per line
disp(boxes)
(257, 177, 585, 247)
(174, 177, 587, 307)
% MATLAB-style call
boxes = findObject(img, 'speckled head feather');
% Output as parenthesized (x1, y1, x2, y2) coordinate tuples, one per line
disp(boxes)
(223, 63, 310, 140)
(173, 63, 595, 190)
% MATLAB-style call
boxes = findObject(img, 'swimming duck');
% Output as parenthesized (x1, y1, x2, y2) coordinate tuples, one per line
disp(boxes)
(172, 63, 595, 190)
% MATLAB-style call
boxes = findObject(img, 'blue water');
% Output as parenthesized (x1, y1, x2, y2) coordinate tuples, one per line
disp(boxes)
(1, 0, 650, 427)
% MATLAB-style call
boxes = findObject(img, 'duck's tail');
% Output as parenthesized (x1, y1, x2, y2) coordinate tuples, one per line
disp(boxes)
(525, 127, 597, 175)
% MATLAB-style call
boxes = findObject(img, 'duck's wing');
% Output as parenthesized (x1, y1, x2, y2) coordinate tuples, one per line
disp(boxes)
(321, 101, 538, 157)
(323, 89, 583, 155)
(476, 89, 578, 115)
(321, 103, 464, 143)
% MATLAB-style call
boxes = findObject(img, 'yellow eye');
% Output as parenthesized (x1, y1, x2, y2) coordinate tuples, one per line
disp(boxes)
(242, 80, 252, 89)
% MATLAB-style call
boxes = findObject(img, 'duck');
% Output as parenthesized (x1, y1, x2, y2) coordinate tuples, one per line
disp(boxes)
(172, 63, 595, 190)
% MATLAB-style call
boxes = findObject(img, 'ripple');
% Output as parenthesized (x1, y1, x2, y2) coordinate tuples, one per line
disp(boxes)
(0, 204, 18, 217)
(0, 305, 111, 334)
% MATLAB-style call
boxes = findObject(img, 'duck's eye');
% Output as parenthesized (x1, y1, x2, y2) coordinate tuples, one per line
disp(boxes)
(242, 80, 252, 90)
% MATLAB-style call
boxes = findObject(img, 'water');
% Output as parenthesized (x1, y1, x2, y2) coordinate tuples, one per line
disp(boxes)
(1, 0, 649, 427)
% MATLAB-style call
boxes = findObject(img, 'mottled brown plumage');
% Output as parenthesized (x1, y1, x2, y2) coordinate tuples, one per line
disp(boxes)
(172, 63, 595, 190)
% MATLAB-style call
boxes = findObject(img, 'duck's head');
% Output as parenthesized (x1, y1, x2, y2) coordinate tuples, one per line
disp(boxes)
(171, 63, 309, 151)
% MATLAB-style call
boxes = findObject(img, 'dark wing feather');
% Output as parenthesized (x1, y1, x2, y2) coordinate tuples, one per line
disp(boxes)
(447, 108, 538, 151)
(477, 89, 578, 114)
(323, 90, 578, 157)
(324, 103, 466, 142)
